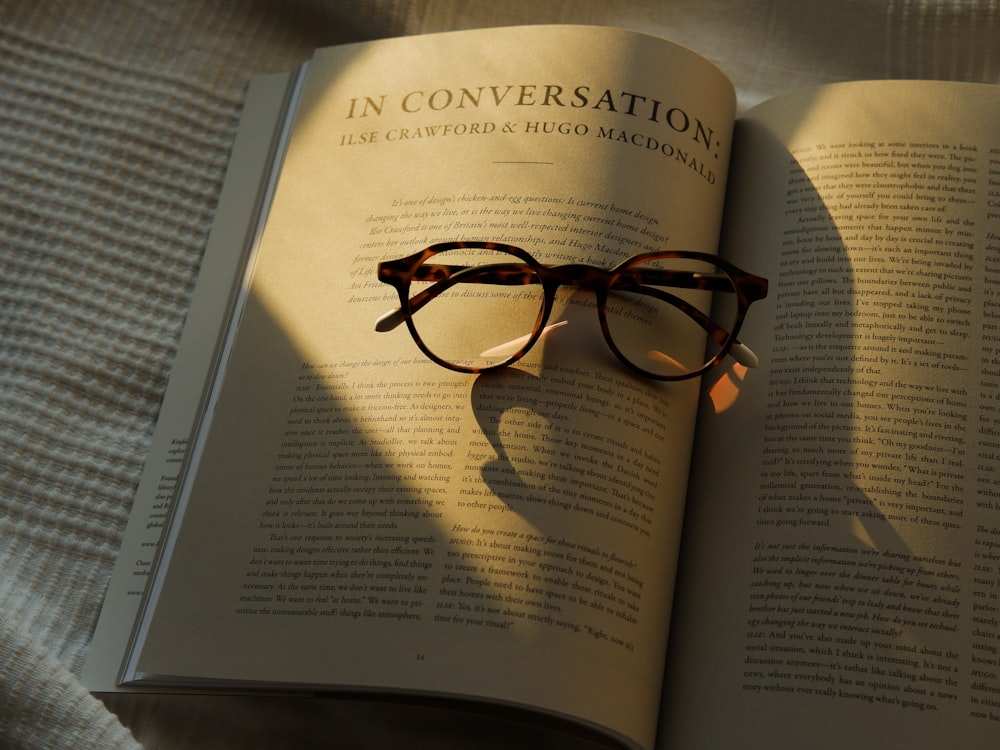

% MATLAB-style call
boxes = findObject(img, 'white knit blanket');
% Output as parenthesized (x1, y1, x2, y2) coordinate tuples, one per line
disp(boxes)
(1, 2, 997, 747)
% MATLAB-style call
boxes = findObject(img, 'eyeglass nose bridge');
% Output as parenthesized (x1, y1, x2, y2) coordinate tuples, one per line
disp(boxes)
(533, 263, 619, 358)
(538, 263, 615, 294)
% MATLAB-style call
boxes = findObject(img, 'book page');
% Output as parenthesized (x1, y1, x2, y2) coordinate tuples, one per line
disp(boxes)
(126, 26, 737, 750)
(664, 80, 1000, 748)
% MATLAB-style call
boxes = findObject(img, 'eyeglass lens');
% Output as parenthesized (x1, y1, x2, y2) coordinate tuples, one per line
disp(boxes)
(605, 255, 737, 378)
(409, 246, 547, 370)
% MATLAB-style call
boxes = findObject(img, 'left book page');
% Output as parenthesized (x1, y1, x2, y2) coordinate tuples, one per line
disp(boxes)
(119, 26, 736, 750)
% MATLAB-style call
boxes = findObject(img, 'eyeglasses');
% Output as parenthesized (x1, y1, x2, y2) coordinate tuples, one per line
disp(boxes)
(375, 241, 768, 381)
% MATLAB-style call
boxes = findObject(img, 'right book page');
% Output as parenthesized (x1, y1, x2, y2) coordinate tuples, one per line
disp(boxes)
(662, 80, 1000, 748)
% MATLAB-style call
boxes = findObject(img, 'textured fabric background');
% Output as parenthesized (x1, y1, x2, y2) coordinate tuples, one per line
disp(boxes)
(1, 2, 998, 748)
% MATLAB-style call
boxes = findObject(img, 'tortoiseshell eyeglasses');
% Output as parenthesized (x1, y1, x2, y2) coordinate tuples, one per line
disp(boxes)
(375, 241, 768, 381)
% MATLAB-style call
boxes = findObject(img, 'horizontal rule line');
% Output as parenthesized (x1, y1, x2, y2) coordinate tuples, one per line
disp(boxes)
(492, 160, 555, 165)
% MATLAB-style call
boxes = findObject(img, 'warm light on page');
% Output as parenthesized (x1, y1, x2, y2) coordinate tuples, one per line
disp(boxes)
(479, 320, 568, 358)
(850, 515, 879, 550)
(707, 363, 747, 413)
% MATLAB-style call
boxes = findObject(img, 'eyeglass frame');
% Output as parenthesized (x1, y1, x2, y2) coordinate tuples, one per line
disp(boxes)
(375, 241, 768, 381)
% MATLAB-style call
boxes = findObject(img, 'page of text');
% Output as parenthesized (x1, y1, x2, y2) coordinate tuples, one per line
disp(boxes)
(664, 81, 1000, 749)
(128, 25, 737, 750)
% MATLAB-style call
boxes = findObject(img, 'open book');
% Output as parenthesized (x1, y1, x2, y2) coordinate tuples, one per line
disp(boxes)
(84, 24, 1000, 750)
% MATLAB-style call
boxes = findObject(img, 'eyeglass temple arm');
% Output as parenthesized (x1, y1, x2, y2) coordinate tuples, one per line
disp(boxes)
(375, 263, 732, 329)
(375, 264, 761, 368)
